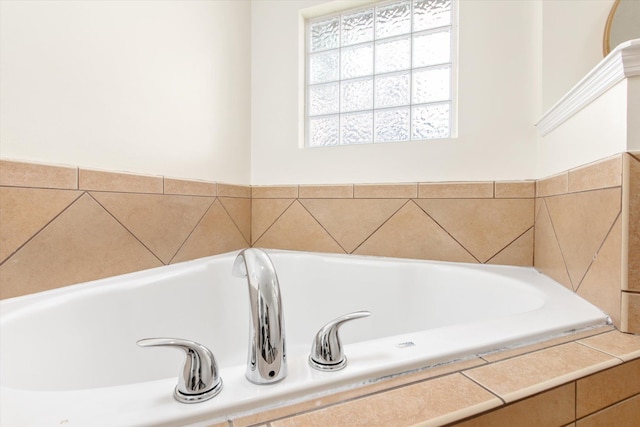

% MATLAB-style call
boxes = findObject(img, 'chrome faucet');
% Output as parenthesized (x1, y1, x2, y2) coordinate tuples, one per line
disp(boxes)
(232, 248, 287, 384)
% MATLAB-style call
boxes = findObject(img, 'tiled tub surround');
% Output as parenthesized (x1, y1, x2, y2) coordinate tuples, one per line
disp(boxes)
(1, 157, 639, 426)
(0, 159, 251, 299)
(252, 181, 535, 266)
(534, 153, 640, 333)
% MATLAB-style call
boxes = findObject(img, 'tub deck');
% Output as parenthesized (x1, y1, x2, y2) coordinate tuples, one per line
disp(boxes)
(227, 327, 640, 427)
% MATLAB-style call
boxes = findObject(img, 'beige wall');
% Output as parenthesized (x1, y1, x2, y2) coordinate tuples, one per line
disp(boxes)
(0, 0, 252, 184)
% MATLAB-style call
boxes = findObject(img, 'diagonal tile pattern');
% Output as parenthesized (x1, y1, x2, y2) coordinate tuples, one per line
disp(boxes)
(92, 192, 214, 263)
(171, 199, 250, 263)
(251, 198, 295, 244)
(534, 199, 573, 290)
(0, 187, 82, 262)
(415, 198, 534, 262)
(253, 201, 344, 253)
(0, 194, 163, 299)
(299, 198, 406, 253)
(545, 187, 621, 287)
(353, 201, 476, 262)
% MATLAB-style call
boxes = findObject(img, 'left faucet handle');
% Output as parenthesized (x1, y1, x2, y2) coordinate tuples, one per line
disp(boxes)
(137, 337, 223, 403)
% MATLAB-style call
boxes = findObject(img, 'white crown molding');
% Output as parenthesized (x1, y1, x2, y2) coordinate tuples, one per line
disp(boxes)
(537, 39, 640, 136)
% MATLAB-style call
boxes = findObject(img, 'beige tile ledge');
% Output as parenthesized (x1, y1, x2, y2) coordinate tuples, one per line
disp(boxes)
(227, 329, 639, 427)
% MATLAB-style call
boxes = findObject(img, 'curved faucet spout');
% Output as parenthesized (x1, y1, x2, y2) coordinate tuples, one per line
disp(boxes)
(232, 248, 287, 384)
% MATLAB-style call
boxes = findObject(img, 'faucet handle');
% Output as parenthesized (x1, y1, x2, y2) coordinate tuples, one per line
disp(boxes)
(309, 311, 371, 371)
(137, 338, 223, 403)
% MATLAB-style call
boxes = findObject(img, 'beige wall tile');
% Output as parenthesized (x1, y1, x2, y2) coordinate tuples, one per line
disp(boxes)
(354, 183, 417, 198)
(578, 330, 640, 361)
(494, 181, 535, 198)
(545, 188, 621, 288)
(354, 201, 476, 263)
(251, 199, 295, 244)
(299, 184, 353, 198)
(568, 155, 622, 193)
(576, 394, 640, 427)
(577, 216, 623, 327)
(79, 168, 163, 193)
(576, 358, 640, 418)
(625, 154, 640, 290)
(218, 197, 251, 244)
(252, 185, 298, 199)
(0, 187, 82, 262)
(418, 182, 494, 198)
(415, 199, 534, 263)
(463, 343, 620, 403)
(91, 192, 213, 264)
(534, 199, 573, 290)
(272, 374, 501, 427)
(0, 159, 78, 189)
(163, 177, 216, 196)
(217, 183, 251, 198)
(621, 292, 640, 334)
(171, 200, 249, 263)
(450, 383, 575, 427)
(0, 194, 162, 299)
(537, 173, 568, 197)
(299, 199, 405, 253)
(486, 228, 534, 266)
(253, 201, 344, 254)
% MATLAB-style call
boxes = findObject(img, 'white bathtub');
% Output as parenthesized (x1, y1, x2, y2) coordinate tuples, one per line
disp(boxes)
(0, 250, 609, 426)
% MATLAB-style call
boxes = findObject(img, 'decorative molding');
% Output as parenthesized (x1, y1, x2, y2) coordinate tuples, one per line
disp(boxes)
(537, 39, 640, 136)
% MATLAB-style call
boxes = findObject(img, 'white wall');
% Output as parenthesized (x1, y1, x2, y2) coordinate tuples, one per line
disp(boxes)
(541, 0, 613, 111)
(251, 0, 541, 185)
(0, 0, 251, 184)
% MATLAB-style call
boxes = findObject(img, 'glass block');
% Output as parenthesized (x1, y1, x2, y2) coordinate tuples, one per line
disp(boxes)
(375, 72, 410, 109)
(309, 50, 339, 84)
(375, 1, 411, 40)
(412, 103, 450, 139)
(341, 77, 373, 112)
(308, 83, 339, 116)
(342, 9, 374, 46)
(310, 18, 340, 52)
(341, 43, 373, 79)
(412, 66, 450, 104)
(341, 112, 373, 145)
(309, 116, 339, 147)
(375, 36, 411, 74)
(413, 0, 451, 32)
(374, 107, 410, 142)
(413, 29, 450, 67)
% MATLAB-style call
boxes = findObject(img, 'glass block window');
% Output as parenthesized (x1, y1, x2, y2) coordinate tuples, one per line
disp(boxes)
(306, 0, 454, 147)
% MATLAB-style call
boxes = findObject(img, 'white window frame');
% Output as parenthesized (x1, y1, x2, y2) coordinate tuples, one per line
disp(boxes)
(304, 0, 457, 148)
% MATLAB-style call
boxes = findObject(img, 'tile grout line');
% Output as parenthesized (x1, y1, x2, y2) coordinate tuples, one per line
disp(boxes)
(459, 371, 507, 405)
(349, 199, 412, 254)
(542, 197, 576, 291)
(167, 197, 218, 264)
(412, 199, 481, 263)
(217, 197, 251, 248)
(574, 210, 622, 294)
(250, 198, 296, 246)
(0, 190, 86, 267)
(87, 193, 165, 266)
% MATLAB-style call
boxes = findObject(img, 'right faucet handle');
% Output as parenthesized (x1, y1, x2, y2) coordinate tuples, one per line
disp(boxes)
(309, 311, 371, 371)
